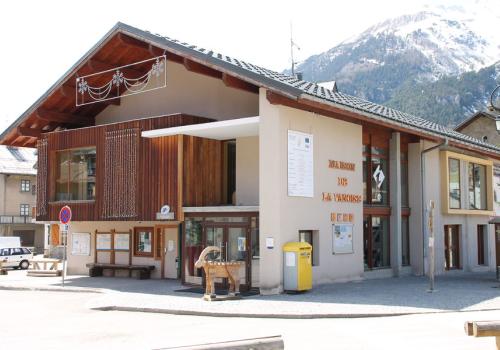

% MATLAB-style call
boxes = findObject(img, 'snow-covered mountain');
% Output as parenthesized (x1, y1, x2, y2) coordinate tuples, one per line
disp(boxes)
(286, 2, 500, 126)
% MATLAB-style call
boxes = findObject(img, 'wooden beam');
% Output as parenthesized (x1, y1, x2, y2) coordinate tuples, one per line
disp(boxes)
(17, 127, 41, 138)
(35, 108, 92, 126)
(222, 73, 258, 94)
(118, 32, 151, 52)
(183, 58, 222, 79)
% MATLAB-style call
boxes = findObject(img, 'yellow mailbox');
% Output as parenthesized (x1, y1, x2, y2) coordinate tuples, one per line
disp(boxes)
(283, 242, 312, 292)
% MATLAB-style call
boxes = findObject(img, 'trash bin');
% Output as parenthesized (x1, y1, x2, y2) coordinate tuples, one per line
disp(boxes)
(283, 242, 312, 292)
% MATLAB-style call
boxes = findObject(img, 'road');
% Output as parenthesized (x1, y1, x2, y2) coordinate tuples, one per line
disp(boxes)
(1, 290, 497, 349)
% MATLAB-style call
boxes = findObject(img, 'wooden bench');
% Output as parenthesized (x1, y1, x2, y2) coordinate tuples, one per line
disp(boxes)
(86, 263, 155, 280)
(465, 321, 500, 349)
(27, 259, 62, 277)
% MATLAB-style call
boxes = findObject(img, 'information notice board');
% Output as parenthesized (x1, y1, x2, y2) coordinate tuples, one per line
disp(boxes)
(332, 224, 354, 254)
(71, 232, 91, 256)
(287, 130, 314, 197)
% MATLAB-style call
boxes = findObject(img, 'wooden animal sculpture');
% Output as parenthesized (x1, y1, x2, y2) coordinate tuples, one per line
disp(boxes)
(195, 246, 244, 300)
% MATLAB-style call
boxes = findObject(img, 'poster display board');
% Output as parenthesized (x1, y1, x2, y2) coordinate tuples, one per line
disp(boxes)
(96, 233, 112, 250)
(71, 232, 90, 256)
(114, 233, 130, 251)
(287, 130, 314, 197)
(332, 224, 354, 254)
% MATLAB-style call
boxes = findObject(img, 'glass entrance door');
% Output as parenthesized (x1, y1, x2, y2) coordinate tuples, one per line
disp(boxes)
(202, 224, 250, 291)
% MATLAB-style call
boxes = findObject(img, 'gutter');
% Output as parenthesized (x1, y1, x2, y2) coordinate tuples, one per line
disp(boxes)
(420, 138, 448, 275)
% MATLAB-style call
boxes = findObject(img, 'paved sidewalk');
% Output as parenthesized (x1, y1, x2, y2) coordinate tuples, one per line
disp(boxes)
(1, 270, 500, 318)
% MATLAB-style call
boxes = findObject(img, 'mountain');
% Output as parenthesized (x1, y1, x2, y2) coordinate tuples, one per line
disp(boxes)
(287, 3, 500, 127)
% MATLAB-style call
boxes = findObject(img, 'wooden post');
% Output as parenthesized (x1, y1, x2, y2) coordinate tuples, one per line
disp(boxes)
(110, 229, 115, 265)
(94, 230, 98, 264)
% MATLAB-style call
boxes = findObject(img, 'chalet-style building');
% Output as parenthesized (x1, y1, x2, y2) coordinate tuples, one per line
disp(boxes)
(455, 111, 500, 147)
(1, 22, 500, 294)
(0, 146, 45, 253)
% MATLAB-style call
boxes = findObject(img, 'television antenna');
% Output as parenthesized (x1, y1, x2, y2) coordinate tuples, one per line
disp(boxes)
(290, 22, 301, 76)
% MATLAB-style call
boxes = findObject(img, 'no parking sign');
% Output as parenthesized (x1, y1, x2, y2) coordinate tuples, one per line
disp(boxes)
(59, 206, 72, 225)
(59, 206, 71, 287)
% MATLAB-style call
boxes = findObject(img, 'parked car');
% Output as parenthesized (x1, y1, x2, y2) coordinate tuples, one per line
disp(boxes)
(0, 247, 33, 269)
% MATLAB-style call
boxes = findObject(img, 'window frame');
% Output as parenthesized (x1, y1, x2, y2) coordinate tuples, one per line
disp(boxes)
(468, 162, 487, 210)
(363, 133, 390, 207)
(441, 151, 493, 215)
(54, 147, 96, 202)
(20, 204, 29, 217)
(448, 158, 461, 209)
(133, 227, 154, 257)
(20, 179, 31, 192)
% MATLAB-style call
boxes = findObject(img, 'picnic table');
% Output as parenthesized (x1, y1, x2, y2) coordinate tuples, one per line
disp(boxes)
(465, 320, 500, 349)
(27, 258, 62, 277)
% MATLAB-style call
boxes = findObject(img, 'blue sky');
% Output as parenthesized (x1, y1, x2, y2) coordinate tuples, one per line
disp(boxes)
(0, 0, 496, 133)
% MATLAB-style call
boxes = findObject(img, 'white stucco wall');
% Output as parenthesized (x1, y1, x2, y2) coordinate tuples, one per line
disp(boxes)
(95, 61, 259, 125)
(259, 89, 363, 294)
(66, 221, 167, 278)
(235, 136, 259, 206)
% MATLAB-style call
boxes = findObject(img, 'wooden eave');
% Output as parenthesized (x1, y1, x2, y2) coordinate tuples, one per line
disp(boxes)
(1, 25, 259, 148)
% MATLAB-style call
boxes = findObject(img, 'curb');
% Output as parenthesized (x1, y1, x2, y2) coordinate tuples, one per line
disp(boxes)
(91, 305, 500, 319)
(0, 285, 104, 294)
(91, 305, 423, 319)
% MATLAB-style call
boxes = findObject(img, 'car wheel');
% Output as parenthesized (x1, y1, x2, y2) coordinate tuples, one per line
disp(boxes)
(19, 260, 29, 270)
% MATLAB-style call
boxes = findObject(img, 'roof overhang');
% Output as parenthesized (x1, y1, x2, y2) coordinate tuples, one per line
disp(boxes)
(141, 116, 259, 140)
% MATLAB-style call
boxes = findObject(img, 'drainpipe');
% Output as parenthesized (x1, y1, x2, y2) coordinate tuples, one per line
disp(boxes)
(421, 138, 448, 275)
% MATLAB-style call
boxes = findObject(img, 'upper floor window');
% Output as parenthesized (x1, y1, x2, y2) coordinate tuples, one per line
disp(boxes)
(20, 204, 29, 216)
(362, 137, 389, 206)
(20, 179, 30, 192)
(448, 158, 461, 209)
(56, 147, 96, 201)
(469, 163, 487, 210)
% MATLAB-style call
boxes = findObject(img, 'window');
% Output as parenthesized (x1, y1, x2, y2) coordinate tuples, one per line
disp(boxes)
(469, 163, 487, 210)
(363, 216, 390, 269)
(448, 158, 461, 209)
(477, 225, 487, 266)
(362, 141, 389, 206)
(21, 179, 30, 192)
(401, 216, 410, 266)
(20, 204, 29, 216)
(22, 248, 31, 254)
(11, 248, 23, 255)
(134, 227, 154, 257)
(482, 136, 488, 142)
(0, 248, 9, 256)
(32, 184, 36, 195)
(444, 225, 460, 270)
(56, 147, 96, 201)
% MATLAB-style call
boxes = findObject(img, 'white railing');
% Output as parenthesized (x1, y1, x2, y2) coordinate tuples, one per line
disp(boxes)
(0, 215, 32, 224)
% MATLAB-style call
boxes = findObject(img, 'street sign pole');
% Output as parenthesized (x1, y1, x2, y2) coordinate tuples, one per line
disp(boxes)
(59, 206, 72, 288)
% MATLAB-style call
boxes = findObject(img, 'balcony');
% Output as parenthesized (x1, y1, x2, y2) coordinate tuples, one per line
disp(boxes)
(0, 215, 33, 224)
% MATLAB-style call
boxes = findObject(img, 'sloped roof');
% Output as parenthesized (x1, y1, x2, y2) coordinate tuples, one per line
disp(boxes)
(0, 146, 36, 175)
(454, 110, 497, 132)
(2, 22, 499, 156)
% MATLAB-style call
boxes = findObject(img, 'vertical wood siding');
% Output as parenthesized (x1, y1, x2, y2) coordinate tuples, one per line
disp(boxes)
(36, 114, 220, 222)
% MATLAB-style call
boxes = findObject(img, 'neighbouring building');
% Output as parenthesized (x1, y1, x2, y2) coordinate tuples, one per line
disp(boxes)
(455, 111, 500, 147)
(455, 110, 500, 274)
(0, 146, 45, 253)
(1, 22, 499, 294)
